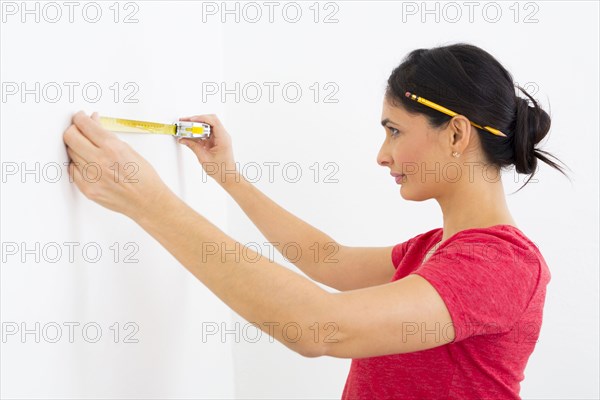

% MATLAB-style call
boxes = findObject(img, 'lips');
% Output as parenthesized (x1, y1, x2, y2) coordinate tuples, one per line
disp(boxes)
(390, 172, 406, 184)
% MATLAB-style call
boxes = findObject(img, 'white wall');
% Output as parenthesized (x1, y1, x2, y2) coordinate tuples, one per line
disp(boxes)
(0, 2, 235, 398)
(1, 1, 598, 399)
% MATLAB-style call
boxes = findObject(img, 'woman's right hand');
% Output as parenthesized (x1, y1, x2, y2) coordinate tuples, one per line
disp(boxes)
(177, 114, 237, 186)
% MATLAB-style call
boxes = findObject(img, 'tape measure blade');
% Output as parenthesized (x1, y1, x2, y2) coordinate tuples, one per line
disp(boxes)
(99, 117, 176, 135)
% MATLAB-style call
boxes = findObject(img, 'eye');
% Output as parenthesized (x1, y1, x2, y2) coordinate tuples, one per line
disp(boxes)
(387, 126, 401, 137)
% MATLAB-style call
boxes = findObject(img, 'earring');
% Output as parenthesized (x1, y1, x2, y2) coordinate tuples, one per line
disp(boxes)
(452, 151, 461, 158)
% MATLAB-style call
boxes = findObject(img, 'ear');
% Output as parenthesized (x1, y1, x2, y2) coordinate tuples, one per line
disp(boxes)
(448, 115, 473, 150)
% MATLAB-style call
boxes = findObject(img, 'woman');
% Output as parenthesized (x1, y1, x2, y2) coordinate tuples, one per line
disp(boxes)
(63, 43, 569, 399)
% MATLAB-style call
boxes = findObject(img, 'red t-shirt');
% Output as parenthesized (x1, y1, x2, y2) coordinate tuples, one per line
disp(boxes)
(341, 224, 551, 399)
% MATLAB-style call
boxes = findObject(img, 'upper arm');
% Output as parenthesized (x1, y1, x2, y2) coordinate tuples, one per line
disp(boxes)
(318, 273, 455, 358)
(322, 245, 397, 291)
(314, 233, 541, 359)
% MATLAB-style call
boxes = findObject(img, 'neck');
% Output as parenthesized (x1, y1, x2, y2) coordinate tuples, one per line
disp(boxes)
(436, 171, 516, 242)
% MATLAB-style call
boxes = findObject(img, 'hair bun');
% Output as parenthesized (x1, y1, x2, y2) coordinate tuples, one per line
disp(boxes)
(512, 86, 552, 175)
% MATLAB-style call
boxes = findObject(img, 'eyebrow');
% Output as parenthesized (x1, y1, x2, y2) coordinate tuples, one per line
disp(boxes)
(381, 118, 398, 127)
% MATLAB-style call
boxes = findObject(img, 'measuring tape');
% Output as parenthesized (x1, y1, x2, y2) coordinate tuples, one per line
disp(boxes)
(99, 116, 211, 139)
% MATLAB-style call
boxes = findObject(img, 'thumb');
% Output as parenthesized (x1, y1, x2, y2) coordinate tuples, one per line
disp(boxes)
(91, 112, 100, 121)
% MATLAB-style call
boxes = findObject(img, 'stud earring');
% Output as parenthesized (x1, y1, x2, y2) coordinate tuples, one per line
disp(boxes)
(452, 151, 461, 158)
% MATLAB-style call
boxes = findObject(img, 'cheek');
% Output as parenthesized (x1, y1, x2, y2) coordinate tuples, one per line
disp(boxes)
(392, 140, 441, 184)
(392, 142, 423, 171)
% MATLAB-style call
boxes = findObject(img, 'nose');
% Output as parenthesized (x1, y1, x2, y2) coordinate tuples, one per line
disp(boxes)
(377, 142, 392, 167)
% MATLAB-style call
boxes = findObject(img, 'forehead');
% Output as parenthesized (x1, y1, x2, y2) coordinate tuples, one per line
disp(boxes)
(381, 98, 419, 127)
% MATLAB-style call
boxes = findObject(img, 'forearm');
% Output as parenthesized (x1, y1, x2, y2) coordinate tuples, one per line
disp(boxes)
(220, 171, 342, 282)
(133, 188, 333, 356)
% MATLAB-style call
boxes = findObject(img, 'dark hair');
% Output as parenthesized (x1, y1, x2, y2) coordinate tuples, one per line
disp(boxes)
(385, 42, 570, 193)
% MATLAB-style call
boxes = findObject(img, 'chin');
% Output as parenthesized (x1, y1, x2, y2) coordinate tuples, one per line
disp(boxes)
(399, 185, 433, 202)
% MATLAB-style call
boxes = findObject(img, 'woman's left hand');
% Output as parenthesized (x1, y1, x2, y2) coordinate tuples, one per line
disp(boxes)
(63, 110, 173, 220)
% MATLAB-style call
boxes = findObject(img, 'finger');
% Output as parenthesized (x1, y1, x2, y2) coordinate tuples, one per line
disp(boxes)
(66, 145, 88, 167)
(72, 110, 116, 147)
(63, 123, 99, 161)
(91, 111, 100, 122)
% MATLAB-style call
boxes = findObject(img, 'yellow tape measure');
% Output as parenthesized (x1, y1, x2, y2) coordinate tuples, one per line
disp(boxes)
(99, 116, 211, 139)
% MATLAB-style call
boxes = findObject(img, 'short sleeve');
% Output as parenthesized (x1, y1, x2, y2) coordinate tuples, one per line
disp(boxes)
(391, 237, 415, 269)
(411, 232, 541, 343)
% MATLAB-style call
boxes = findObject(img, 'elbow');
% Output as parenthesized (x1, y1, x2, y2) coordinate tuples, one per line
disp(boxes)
(296, 340, 327, 358)
(291, 318, 331, 358)
(300, 293, 353, 359)
(292, 292, 339, 358)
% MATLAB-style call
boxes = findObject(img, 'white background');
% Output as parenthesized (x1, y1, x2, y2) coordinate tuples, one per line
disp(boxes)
(1, 1, 598, 399)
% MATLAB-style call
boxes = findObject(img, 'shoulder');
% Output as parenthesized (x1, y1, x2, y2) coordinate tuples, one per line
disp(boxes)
(440, 225, 546, 269)
(418, 225, 550, 297)
(409, 225, 551, 341)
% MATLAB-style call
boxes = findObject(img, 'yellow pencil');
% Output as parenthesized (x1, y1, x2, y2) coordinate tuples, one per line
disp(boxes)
(405, 91, 507, 137)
